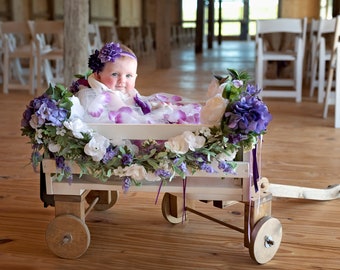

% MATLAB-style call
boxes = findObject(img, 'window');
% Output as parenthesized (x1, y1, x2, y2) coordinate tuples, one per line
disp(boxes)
(182, 0, 279, 38)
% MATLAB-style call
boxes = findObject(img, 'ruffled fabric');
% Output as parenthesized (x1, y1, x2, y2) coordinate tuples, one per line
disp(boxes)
(76, 75, 202, 124)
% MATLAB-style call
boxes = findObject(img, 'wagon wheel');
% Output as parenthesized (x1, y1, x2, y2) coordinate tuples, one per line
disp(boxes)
(249, 216, 282, 264)
(45, 214, 90, 259)
(161, 192, 186, 224)
(86, 190, 119, 211)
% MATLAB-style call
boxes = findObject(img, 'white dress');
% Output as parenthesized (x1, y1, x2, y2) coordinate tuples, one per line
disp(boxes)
(76, 74, 202, 124)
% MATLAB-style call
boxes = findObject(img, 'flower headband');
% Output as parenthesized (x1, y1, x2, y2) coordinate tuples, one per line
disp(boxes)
(88, 42, 137, 73)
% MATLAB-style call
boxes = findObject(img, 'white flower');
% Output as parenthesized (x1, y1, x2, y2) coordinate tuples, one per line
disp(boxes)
(56, 126, 66, 136)
(84, 133, 110, 162)
(48, 142, 61, 153)
(122, 164, 147, 181)
(29, 114, 41, 129)
(165, 135, 189, 154)
(63, 118, 90, 139)
(232, 79, 243, 88)
(199, 126, 211, 137)
(144, 172, 161, 182)
(216, 150, 237, 162)
(69, 96, 85, 120)
(200, 94, 228, 125)
(165, 131, 206, 154)
(183, 131, 206, 151)
(34, 129, 43, 144)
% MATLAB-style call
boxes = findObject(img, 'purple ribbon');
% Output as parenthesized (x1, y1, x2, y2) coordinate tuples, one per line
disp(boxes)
(252, 145, 259, 193)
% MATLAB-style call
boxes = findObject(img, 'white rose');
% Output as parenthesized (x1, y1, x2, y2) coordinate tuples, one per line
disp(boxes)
(84, 133, 110, 162)
(123, 164, 147, 181)
(200, 94, 228, 125)
(182, 131, 206, 151)
(165, 134, 190, 154)
(64, 118, 90, 139)
(48, 142, 61, 153)
(216, 150, 237, 162)
(165, 131, 206, 154)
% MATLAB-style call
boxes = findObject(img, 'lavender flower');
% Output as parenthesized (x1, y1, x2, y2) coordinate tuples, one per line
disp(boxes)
(174, 158, 187, 174)
(155, 169, 171, 179)
(200, 163, 215, 173)
(102, 145, 119, 164)
(244, 84, 261, 96)
(224, 95, 272, 135)
(218, 160, 235, 174)
(122, 177, 132, 193)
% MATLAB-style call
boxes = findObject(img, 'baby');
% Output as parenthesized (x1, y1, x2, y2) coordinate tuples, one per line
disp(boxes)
(73, 42, 201, 124)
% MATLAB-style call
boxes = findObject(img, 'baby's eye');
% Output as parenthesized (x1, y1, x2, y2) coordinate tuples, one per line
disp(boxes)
(111, 72, 119, 77)
(126, 74, 133, 79)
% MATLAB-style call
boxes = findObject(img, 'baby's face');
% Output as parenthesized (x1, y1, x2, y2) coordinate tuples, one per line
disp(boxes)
(98, 57, 137, 92)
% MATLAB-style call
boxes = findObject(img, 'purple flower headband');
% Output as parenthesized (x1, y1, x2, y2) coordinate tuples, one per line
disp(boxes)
(88, 42, 137, 73)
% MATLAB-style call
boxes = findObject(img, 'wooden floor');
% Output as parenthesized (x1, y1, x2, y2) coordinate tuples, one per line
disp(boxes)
(1, 41, 340, 269)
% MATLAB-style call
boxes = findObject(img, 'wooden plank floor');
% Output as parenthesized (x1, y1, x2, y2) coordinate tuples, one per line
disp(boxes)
(1, 41, 340, 269)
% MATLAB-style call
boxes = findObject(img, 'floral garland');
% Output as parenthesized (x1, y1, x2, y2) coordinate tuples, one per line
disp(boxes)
(21, 69, 272, 191)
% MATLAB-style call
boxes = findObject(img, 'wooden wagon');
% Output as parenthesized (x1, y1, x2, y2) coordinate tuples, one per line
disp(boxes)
(41, 123, 283, 264)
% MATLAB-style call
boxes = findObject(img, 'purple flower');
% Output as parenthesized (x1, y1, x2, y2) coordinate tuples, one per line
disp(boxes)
(122, 153, 133, 166)
(218, 161, 235, 174)
(56, 156, 66, 169)
(224, 95, 272, 135)
(88, 49, 104, 73)
(21, 106, 33, 128)
(99, 43, 123, 63)
(102, 145, 119, 164)
(155, 169, 171, 179)
(193, 152, 208, 162)
(174, 158, 187, 174)
(134, 95, 151, 114)
(228, 133, 248, 144)
(200, 163, 215, 173)
(244, 84, 261, 96)
(69, 78, 90, 94)
(122, 177, 131, 193)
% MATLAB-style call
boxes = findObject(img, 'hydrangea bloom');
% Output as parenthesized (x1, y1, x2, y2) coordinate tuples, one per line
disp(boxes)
(224, 94, 272, 135)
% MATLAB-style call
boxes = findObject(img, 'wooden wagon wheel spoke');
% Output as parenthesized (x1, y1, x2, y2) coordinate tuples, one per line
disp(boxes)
(86, 190, 119, 211)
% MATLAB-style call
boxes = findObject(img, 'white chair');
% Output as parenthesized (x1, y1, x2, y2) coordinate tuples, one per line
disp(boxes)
(322, 16, 340, 121)
(126, 27, 143, 57)
(309, 17, 337, 103)
(144, 24, 154, 55)
(111, 24, 120, 43)
(336, 43, 340, 128)
(0, 21, 35, 95)
(306, 19, 319, 84)
(88, 23, 103, 54)
(255, 18, 307, 102)
(28, 20, 64, 94)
